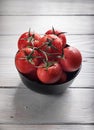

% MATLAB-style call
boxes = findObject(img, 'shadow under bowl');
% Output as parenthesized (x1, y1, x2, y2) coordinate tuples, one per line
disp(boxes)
(17, 67, 81, 95)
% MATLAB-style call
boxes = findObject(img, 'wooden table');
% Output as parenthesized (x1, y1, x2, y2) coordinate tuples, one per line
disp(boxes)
(0, 0, 94, 129)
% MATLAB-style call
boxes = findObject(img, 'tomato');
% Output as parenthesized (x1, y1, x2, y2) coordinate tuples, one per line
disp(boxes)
(36, 34, 62, 56)
(26, 69, 39, 81)
(15, 47, 40, 74)
(45, 28, 66, 48)
(18, 31, 41, 50)
(59, 46, 82, 72)
(58, 71, 67, 83)
(37, 62, 62, 84)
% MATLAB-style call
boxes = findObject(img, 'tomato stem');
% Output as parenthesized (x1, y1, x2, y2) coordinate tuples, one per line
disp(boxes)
(28, 28, 31, 37)
(26, 47, 36, 62)
(39, 49, 48, 62)
(57, 32, 66, 36)
(52, 26, 55, 34)
(43, 60, 54, 70)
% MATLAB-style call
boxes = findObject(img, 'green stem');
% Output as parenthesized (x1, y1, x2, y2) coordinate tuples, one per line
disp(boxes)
(39, 49, 48, 62)
(57, 32, 66, 36)
(52, 26, 55, 34)
(26, 47, 35, 60)
(28, 28, 31, 37)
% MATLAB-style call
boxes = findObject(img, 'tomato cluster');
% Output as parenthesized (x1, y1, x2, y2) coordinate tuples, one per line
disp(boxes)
(15, 28, 82, 84)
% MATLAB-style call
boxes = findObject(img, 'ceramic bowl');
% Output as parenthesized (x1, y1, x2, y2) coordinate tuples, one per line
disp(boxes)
(17, 67, 81, 95)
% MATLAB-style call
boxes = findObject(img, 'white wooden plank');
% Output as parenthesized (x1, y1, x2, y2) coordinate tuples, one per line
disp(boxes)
(0, 16, 94, 35)
(0, 0, 93, 128)
(0, 0, 94, 15)
(0, 125, 94, 130)
(0, 88, 94, 124)
(0, 35, 94, 58)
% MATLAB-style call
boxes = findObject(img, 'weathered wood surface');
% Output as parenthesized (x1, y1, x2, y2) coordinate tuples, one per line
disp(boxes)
(0, 16, 94, 35)
(0, 0, 94, 15)
(0, 125, 94, 130)
(0, 0, 94, 129)
(0, 88, 94, 124)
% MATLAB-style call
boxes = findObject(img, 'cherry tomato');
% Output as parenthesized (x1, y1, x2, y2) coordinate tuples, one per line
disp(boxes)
(18, 31, 41, 50)
(59, 46, 82, 72)
(36, 34, 63, 56)
(37, 62, 62, 84)
(15, 47, 40, 74)
(58, 71, 67, 83)
(26, 68, 39, 81)
(45, 28, 66, 48)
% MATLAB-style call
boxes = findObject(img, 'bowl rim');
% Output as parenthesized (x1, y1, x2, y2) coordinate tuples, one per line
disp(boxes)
(16, 65, 81, 86)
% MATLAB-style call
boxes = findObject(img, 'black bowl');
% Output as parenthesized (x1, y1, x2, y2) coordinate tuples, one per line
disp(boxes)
(17, 67, 81, 95)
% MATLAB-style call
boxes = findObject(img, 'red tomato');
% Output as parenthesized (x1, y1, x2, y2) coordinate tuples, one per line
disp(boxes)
(37, 62, 62, 84)
(58, 71, 67, 83)
(45, 29, 66, 48)
(59, 46, 82, 72)
(26, 69, 39, 81)
(15, 47, 40, 74)
(36, 34, 63, 56)
(18, 32, 41, 50)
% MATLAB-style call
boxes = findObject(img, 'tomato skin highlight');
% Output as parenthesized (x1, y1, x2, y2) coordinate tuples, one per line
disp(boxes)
(59, 46, 82, 72)
(15, 48, 40, 74)
(37, 62, 62, 84)
(18, 32, 41, 50)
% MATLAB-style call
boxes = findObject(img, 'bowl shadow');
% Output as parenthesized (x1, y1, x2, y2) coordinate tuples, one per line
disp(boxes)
(13, 83, 70, 124)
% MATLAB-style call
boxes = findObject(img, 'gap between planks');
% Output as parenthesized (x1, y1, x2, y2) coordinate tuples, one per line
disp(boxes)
(0, 87, 94, 89)
(0, 14, 94, 16)
(0, 34, 94, 36)
(0, 122, 94, 125)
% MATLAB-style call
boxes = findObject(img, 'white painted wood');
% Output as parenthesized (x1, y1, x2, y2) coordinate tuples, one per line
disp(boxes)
(0, 0, 94, 129)
(0, 125, 94, 130)
(0, 88, 94, 124)
(0, 0, 94, 15)
(0, 16, 94, 35)
(0, 35, 94, 58)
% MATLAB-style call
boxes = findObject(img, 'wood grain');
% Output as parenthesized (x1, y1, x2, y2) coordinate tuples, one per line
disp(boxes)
(0, 125, 94, 130)
(0, 16, 94, 35)
(0, 0, 94, 129)
(0, 35, 94, 58)
(0, 88, 94, 124)
(0, 0, 94, 15)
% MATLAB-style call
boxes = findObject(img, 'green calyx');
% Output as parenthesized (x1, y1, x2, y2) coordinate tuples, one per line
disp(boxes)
(45, 38, 58, 51)
(52, 26, 66, 36)
(26, 51, 35, 64)
(27, 34, 35, 43)
(22, 28, 35, 46)
(43, 60, 54, 70)
(25, 47, 36, 64)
